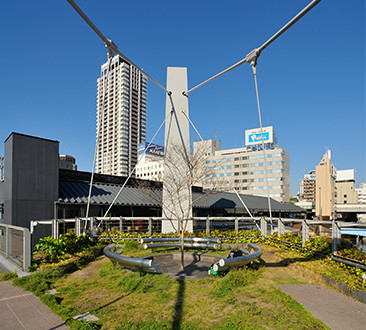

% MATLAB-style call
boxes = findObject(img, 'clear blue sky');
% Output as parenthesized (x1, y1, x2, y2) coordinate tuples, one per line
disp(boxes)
(0, 0, 364, 195)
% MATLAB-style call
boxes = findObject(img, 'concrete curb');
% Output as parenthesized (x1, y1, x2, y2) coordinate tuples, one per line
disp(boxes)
(0, 254, 31, 277)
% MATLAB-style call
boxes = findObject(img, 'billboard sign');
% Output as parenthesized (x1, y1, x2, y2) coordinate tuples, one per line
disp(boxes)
(336, 169, 355, 182)
(304, 174, 316, 180)
(245, 126, 275, 146)
(139, 142, 164, 157)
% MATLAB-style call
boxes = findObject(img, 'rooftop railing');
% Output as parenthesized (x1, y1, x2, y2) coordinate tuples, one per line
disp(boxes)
(0, 223, 31, 271)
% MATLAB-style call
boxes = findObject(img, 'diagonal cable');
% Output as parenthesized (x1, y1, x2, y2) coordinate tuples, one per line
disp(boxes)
(184, 0, 322, 95)
(182, 110, 255, 220)
(66, 0, 168, 94)
(99, 117, 167, 226)
(251, 63, 273, 222)
(84, 56, 113, 233)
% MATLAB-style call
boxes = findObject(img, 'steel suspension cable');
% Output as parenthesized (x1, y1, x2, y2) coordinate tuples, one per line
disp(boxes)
(84, 56, 113, 233)
(251, 63, 272, 222)
(98, 117, 167, 227)
(66, 0, 168, 94)
(184, 0, 322, 95)
(182, 110, 255, 220)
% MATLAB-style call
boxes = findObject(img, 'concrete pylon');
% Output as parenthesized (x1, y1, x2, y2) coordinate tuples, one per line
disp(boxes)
(162, 67, 192, 233)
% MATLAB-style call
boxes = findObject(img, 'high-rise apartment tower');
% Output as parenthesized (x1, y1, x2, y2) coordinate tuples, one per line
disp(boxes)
(96, 55, 147, 176)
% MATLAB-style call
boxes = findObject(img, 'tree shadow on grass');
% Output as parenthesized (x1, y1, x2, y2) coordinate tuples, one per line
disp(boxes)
(172, 277, 185, 330)
(89, 271, 145, 314)
(91, 292, 132, 313)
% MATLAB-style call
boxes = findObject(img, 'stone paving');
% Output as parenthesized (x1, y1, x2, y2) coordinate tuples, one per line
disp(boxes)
(280, 284, 366, 330)
(0, 281, 69, 330)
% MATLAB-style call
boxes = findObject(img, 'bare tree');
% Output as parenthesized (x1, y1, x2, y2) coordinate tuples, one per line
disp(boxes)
(139, 142, 230, 270)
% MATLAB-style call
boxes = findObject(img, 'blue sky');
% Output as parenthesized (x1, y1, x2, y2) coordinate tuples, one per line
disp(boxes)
(0, 0, 364, 195)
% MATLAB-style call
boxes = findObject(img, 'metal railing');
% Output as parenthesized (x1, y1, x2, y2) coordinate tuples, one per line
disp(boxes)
(0, 224, 31, 271)
(30, 217, 366, 256)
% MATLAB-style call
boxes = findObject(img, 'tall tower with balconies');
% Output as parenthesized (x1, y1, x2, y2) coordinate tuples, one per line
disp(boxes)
(95, 55, 147, 176)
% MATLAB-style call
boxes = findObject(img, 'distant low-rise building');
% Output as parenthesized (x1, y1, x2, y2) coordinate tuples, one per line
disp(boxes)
(299, 171, 316, 202)
(356, 182, 366, 204)
(135, 143, 164, 181)
(59, 155, 77, 171)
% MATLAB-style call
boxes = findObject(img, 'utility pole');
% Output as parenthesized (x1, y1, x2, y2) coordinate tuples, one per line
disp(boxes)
(0, 157, 4, 182)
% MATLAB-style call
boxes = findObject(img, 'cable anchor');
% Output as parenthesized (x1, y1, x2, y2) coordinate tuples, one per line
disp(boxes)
(106, 39, 119, 58)
(245, 48, 260, 73)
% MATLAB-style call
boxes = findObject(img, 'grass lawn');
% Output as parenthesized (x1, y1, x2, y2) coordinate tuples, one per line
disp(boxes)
(12, 245, 333, 329)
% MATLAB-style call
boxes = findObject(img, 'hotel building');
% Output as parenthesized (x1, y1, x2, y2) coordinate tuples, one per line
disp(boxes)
(194, 127, 290, 202)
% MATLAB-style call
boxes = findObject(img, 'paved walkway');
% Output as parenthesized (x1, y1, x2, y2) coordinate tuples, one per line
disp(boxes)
(0, 281, 69, 330)
(280, 284, 366, 330)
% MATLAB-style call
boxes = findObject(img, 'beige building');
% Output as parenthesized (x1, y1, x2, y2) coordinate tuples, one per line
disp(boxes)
(193, 139, 290, 202)
(95, 55, 147, 176)
(315, 151, 336, 219)
(336, 169, 357, 204)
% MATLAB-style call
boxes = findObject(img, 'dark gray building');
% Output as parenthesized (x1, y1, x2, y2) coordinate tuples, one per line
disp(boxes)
(3, 133, 59, 227)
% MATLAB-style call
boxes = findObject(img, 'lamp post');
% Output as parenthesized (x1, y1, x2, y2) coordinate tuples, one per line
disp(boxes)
(319, 186, 322, 220)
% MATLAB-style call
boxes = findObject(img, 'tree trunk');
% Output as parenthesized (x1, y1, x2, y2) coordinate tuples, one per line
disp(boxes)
(180, 230, 184, 270)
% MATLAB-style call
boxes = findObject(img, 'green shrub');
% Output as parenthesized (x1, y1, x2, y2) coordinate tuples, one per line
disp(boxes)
(0, 271, 17, 281)
(337, 248, 366, 263)
(13, 268, 65, 295)
(123, 239, 140, 251)
(31, 233, 105, 271)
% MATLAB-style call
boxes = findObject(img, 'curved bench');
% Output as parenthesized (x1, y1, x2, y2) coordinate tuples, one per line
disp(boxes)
(211, 243, 262, 273)
(141, 237, 220, 250)
(103, 243, 159, 274)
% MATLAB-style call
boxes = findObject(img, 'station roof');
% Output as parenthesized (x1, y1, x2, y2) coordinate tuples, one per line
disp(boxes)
(193, 191, 303, 212)
(59, 179, 304, 213)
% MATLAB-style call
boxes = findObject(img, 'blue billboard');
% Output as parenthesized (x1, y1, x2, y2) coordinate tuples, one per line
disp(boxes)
(139, 142, 164, 156)
(248, 132, 269, 144)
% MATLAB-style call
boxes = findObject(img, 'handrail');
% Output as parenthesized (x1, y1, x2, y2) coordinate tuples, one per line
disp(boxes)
(143, 243, 219, 250)
(0, 223, 31, 271)
(141, 237, 220, 244)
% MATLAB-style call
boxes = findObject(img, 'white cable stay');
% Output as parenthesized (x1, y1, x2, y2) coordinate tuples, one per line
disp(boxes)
(182, 110, 255, 220)
(251, 63, 272, 222)
(184, 0, 322, 95)
(66, 0, 169, 94)
(84, 56, 113, 233)
(97, 117, 167, 228)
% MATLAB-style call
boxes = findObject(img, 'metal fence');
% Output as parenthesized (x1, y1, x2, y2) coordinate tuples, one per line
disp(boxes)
(0, 224, 31, 271)
(29, 217, 366, 255)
